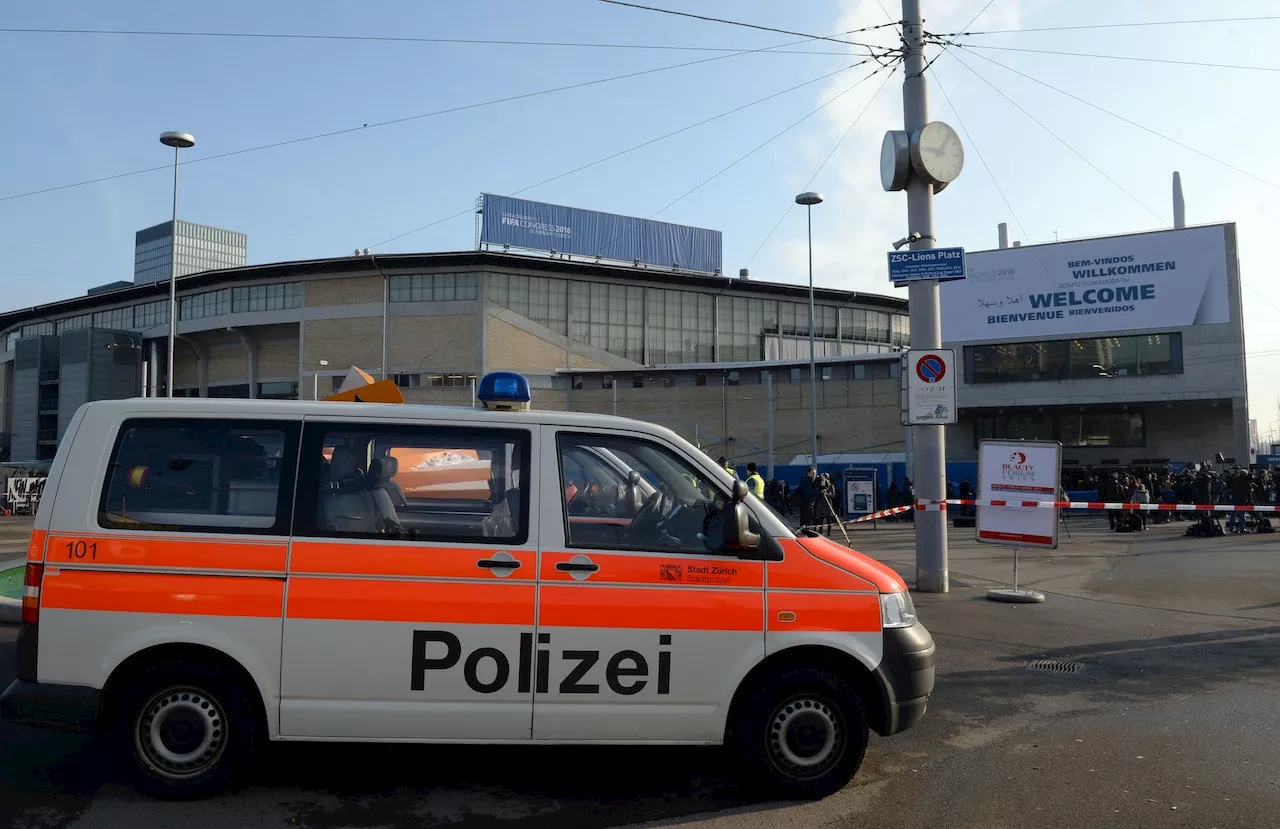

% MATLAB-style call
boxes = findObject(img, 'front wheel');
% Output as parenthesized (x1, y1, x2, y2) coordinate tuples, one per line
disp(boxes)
(732, 667, 869, 800)
(114, 661, 258, 799)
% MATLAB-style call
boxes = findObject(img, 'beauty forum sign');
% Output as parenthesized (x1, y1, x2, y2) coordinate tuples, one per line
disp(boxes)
(941, 224, 1231, 342)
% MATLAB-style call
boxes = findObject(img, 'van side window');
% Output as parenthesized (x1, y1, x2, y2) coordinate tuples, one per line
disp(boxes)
(296, 423, 531, 544)
(99, 419, 298, 535)
(557, 434, 728, 554)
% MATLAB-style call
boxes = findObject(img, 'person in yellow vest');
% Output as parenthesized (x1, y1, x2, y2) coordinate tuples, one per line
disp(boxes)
(745, 462, 765, 499)
(718, 456, 737, 479)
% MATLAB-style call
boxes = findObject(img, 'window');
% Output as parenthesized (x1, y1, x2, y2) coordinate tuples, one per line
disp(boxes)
(389, 273, 479, 303)
(966, 333, 1182, 384)
(695, 373, 707, 387)
(789, 367, 801, 384)
(99, 419, 298, 534)
(726, 371, 740, 386)
(93, 306, 134, 330)
(134, 300, 169, 328)
(395, 373, 422, 389)
(569, 280, 644, 363)
(571, 375, 583, 390)
(558, 433, 732, 554)
(258, 381, 298, 400)
(1059, 411, 1145, 447)
(297, 424, 530, 544)
(602, 375, 614, 389)
(57, 314, 91, 333)
(632, 374, 644, 388)
(180, 289, 230, 320)
(231, 283, 301, 313)
(972, 409, 1145, 448)
(820, 366, 834, 381)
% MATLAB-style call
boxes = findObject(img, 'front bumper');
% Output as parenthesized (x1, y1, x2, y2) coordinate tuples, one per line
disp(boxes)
(874, 621, 936, 736)
(1, 679, 102, 733)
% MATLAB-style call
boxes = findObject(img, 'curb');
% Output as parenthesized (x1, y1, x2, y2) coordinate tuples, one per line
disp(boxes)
(0, 597, 19, 624)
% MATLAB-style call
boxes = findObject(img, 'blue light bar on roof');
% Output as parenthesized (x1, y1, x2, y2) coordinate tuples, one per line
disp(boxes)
(477, 372, 532, 411)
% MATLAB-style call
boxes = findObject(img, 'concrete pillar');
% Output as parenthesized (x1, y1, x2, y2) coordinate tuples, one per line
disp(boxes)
(148, 340, 160, 397)
(178, 335, 209, 398)
(229, 328, 258, 399)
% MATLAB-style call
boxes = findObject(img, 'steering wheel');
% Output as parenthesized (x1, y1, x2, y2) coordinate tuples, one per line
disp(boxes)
(625, 490, 667, 544)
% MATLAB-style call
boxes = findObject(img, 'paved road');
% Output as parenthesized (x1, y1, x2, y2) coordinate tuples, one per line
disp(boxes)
(2, 517, 1279, 828)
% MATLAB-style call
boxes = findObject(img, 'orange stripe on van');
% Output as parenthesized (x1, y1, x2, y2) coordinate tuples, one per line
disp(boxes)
(539, 584, 762, 631)
(41, 570, 283, 617)
(287, 577, 535, 625)
(766, 590, 881, 633)
(767, 539, 879, 592)
(45, 534, 287, 571)
(26, 529, 47, 562)
(540, 551, 764, 588)
(289, 541, 534, 581)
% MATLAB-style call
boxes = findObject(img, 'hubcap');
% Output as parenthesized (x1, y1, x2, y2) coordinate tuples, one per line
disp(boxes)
(135, 686, 227, 780)
(767, 695, 843, 779)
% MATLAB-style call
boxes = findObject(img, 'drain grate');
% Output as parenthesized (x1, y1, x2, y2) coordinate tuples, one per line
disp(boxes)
(1027, 659, 1085, 675)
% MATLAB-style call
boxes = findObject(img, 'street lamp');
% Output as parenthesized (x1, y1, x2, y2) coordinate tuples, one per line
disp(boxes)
(160, 131, 195, 398)
(795, 191, 824, 469)
(313, 359, 329, 400)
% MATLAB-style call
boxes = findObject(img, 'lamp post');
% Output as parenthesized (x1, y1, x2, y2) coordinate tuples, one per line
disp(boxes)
(795, 191, 824, 469)
(313, 359, 329, 400)
(160, 131, 195, 398)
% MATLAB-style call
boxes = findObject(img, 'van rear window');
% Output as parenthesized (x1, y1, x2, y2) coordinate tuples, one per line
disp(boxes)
(98, 419, 299, 535)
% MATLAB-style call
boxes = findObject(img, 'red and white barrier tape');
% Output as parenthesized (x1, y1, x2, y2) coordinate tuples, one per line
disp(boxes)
(919, 499, 1280, 512)
(845, 505, 916, 524)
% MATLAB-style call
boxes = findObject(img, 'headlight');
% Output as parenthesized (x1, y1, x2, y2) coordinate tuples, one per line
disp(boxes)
(880, 591, 918, 629)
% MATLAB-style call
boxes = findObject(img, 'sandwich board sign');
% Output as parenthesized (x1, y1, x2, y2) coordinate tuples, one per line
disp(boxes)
(976, 439, 1061, 549)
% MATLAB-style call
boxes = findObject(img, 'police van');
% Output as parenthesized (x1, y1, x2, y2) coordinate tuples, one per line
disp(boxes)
(1, 373, 935, 800)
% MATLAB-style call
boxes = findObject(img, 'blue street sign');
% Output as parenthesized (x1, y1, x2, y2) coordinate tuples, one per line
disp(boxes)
(887, 247, 966, 283)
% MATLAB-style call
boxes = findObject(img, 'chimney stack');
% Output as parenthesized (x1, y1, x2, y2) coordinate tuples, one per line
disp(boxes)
(997, 222, 1009, 249)
(1172, 171, 1186, 228)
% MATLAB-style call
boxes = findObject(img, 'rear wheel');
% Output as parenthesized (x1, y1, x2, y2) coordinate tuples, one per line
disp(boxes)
(114, 661, 257, 799)
(732, 667, 869, 800)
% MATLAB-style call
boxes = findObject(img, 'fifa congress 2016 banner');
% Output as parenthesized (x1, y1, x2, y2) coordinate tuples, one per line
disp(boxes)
(941, 224, 1232, 342)
(480, 194, 723, 274)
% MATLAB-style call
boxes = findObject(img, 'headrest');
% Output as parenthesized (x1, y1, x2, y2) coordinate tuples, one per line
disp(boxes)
(382, 455, 399, 477)
(329, 446, 362, 480)
(368, 457, 388, 485)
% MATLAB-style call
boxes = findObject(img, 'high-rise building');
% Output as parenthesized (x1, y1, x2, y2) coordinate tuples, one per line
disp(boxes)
(134, 220, 246, 285)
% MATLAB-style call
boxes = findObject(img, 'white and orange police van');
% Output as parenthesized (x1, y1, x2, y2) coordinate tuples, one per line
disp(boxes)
(2, 372, 934, 800)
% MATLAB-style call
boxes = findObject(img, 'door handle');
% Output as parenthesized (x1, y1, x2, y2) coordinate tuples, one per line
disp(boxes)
(556, 561, 600, 573)
(477, 558, 522, 570)
(477, 551, 521, 577)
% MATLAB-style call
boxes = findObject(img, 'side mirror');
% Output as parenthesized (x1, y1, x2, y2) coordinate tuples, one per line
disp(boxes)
(731, 479, 749, 504)
(723, 499, 760, 554)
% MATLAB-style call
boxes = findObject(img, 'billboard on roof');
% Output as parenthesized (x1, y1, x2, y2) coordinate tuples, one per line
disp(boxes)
(941, 224, 1232, 342)
(480, 194, 723, 274)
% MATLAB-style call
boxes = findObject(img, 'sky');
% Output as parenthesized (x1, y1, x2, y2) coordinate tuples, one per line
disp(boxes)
(4, 0, 1280, 431)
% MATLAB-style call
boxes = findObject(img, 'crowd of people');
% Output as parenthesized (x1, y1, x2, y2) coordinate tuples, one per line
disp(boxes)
(1073, 466, 1277, 535)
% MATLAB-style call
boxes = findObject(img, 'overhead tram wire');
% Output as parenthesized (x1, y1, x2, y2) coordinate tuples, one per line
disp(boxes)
(597, 0, 902, 54)
(745, 64, 901, 267)
(0, 30, 873, 205)
(928, 69, 1034, 246)
(955, 47, 1280, 192)
(0, 27, 869, 56)
(917, 0, 996, 76)
(368, 58, 880, 248)
(937, 15, 1280, 37)
(945, 48, 1169, 227)
(939, 42, 1280, 74)
(593, 60, 902, 258)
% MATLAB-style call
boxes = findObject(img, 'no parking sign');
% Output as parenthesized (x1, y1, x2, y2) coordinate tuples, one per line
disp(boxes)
(901, 349, 957, 425)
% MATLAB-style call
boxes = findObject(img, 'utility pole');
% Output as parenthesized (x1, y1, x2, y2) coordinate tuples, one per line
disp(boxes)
(902, 0, 949, 592)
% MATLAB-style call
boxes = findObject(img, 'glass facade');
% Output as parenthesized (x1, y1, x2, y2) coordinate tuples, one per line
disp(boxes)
(389, 273, 479, 303)
(485, 271, 907, 367)
(974, 409, 1146, 448)
(134, 220, 247, 285)
(180, 289, 230, 321)
(573, 281, 645, 364)
(966, 333, 1181, 385)
(92, 306, 133, 330)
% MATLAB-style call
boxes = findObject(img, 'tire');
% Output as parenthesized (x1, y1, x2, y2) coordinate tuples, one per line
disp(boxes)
(731, 667, 870, 800)
(114, 660, 258, 800)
